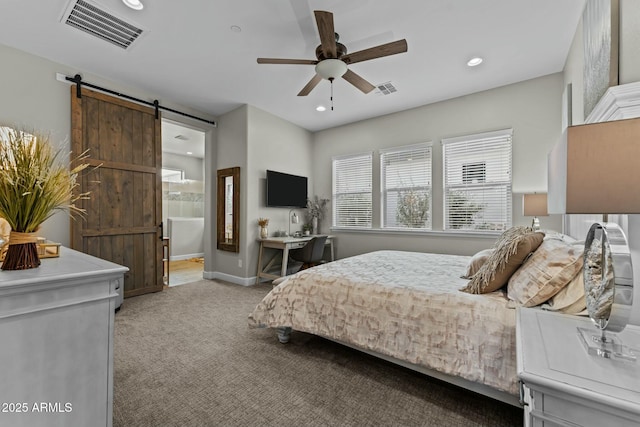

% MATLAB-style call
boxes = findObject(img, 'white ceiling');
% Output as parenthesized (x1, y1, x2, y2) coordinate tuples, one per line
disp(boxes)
(0, 0, 585, 132)
(162, 120, 205, 159)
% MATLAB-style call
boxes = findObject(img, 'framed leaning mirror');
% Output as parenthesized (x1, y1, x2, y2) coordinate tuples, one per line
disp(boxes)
(217, 167, 240, 253)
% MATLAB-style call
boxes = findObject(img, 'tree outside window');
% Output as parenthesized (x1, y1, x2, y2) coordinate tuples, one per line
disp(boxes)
(396, 189, 430, 228)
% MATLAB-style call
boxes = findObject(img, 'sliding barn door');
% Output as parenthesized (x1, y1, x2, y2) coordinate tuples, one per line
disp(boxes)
(70, 86, 163, 297)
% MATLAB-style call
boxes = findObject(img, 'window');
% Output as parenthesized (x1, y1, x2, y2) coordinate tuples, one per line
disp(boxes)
(380, 143, 432, 229)
(332, 153, 372, 228)
(161, 167, 184, 182)
(443, 129, 512, 231)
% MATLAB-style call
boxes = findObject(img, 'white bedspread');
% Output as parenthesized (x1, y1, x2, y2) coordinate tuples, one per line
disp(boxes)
(249, 250, 517, 395)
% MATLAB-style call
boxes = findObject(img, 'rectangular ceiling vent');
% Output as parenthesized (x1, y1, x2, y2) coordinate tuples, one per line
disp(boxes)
(62, 0, 144, 49)
(376, 82, 398, 96)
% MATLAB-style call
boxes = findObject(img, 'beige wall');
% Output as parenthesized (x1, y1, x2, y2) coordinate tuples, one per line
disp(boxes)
(246, 105, 313, 279)
(564, 0, 640, 126)
(620, 0, 640, 327)
(562, 0, 640, 325)
(212, 104, 313, 284)
(312, 74, 564, 259)
(213, 105, 248, 280)
(163, 152, 204, 181)
(0, 42, 218, 270)
(620, 0, 640, 84)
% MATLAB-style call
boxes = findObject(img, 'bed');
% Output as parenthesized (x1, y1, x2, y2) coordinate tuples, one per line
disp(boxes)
(248, 232, 584, 407)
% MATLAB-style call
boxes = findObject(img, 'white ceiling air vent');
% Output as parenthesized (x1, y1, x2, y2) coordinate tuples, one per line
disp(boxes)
(62, 0, 144, 49)
(376, 82, 398, 96)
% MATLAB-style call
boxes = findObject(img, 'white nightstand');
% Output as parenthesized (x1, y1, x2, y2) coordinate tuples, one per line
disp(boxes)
(516, 308, 640, 427)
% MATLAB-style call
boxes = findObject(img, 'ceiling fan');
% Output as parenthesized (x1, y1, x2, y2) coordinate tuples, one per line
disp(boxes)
(257, 10, 408, 97)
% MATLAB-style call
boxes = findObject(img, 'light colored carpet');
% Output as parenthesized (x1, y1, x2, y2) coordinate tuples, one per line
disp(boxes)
(113, 280, 522, 427)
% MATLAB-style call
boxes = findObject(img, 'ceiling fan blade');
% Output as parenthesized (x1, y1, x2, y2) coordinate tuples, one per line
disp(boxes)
(314, 10, 337, 58)
(257, 58, 318, 65)
(297, 74, 323, 96)
(341, 39, 408, 65)
(342, 69, 375, 94)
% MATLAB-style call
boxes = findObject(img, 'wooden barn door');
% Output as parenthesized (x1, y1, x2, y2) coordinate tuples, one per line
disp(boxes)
(70, 86, 163, 297)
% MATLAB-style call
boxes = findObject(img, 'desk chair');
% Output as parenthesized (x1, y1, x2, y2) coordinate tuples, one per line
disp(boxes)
(289, 236, 327, 271)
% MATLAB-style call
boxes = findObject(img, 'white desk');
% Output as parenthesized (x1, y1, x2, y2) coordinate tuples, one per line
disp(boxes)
(255, 235, 334, 284)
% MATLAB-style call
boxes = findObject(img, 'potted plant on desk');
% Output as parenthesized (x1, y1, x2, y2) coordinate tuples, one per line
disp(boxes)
(306, 196, 329, 235)
(258, 218, 269, 239)
(302, 223, 312, 236)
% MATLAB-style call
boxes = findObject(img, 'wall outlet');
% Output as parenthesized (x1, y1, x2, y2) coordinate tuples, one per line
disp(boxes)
(238, 259, 242, 268)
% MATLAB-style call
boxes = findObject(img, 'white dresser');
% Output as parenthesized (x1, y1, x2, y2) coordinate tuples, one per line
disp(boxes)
(516, 308, 640, 427)
(0, 247, 127, 427)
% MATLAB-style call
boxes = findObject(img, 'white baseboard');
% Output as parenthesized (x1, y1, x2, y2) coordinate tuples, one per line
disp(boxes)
(203, 270, 257, 286)
(170, 253, 204, 261)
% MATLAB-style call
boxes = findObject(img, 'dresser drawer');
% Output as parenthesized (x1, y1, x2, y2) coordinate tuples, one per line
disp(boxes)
(530, 388, 639, 427)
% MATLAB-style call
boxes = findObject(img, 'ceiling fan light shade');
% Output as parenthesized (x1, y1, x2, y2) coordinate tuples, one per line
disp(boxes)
(315, 59, 348, 80)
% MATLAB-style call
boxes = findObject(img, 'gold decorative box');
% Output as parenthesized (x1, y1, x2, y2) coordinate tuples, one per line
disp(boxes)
(0, 238, 61, 261)
(37, 240, 61, 258)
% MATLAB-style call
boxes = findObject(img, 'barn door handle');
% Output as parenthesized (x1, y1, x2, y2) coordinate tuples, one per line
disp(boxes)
(159, 222, 163, 240)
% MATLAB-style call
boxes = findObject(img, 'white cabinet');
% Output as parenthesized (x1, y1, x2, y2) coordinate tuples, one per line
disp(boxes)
(516, 308, 640, 427)
(0, 247, 127, 427)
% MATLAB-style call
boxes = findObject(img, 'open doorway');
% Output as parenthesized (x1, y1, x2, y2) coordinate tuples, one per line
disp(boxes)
(161, 119, 205, 286)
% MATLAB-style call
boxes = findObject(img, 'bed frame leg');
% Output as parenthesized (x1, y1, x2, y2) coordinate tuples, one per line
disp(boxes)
(276, 327, 292, 343)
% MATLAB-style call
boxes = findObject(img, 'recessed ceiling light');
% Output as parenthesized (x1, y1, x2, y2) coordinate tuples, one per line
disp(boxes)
(467, 57, 483, 67)
(316, 105, 326, 112)
(230, 25, 242, 33)
(186, 151, 193, 155)
(122, 0, 143, 10)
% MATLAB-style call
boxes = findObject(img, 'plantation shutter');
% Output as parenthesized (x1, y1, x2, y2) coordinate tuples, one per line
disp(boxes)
(380, 143, 432, 229)
(442, 129, 512, 231)
(332, 152, 372, 228)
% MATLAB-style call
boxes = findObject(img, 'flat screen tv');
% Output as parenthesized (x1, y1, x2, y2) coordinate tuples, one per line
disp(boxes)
(266, 170, 308, 208)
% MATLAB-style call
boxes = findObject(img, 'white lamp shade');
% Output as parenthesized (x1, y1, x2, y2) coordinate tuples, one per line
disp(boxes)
(523, 193, 548, 216)
(548, 117, 640, 214)
(315, 59, 348, 80)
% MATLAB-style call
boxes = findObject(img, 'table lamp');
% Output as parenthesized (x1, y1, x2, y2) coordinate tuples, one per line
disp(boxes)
(288, 209, 299, 236)
(548, 116, 640, 361)
(523, 193, 548, 231)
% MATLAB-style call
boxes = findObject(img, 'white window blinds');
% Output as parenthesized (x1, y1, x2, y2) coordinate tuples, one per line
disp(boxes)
(332, 153, 372, 228)
(443, 129, 512, 231)
(380, 143, 432, 229)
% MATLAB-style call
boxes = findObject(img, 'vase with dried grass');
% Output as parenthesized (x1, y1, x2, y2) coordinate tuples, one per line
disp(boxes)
(0, 127, 90, 270)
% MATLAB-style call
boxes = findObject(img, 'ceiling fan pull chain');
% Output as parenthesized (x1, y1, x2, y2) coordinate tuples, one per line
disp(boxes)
(330, 77, 334, 111)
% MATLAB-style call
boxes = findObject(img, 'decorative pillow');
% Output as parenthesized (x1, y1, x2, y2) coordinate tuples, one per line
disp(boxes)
(507, 238, 583, 307)
(460, 227, 545, 294)
(461, 248, 494, 279)
(545, 271, 587, 314)
(540, 230, 577, 244)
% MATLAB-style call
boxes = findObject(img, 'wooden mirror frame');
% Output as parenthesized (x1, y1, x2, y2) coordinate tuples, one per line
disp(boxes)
(217, 167, 240, 252)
